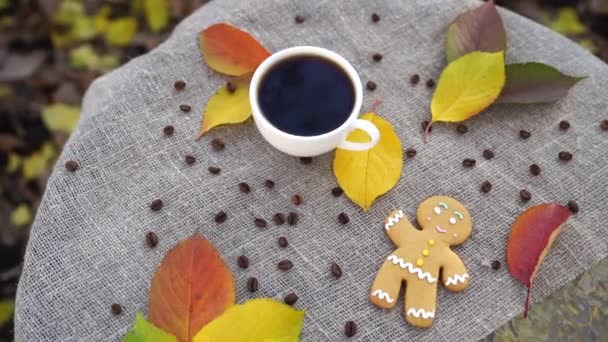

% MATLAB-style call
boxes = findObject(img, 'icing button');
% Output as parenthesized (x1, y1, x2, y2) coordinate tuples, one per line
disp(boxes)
(416, 259, 424, 266)
(422, 249, 430, 256)
(428, 239, 435, 246)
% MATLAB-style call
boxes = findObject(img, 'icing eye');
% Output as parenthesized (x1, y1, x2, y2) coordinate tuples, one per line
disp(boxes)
(449, 217, 457, 225)
(433, 207, 441, 215)
(439, 202, 448, 210)
(454, 211, 464, 220)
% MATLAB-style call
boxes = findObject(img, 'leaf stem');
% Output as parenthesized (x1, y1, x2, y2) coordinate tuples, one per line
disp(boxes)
(523, 285, 531, 318)
(423, 120, 433, 143)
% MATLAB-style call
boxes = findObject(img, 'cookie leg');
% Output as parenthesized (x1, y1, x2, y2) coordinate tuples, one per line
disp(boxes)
(369, 260, 403, 309)
(404, 280, 437, 328)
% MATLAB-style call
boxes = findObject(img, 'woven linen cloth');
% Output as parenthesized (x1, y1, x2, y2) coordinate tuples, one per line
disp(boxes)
(15, 0, 608, 340)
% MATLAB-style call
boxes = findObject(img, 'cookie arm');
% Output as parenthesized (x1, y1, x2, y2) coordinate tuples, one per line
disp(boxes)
(440, 250, 469, 292)
(383, 209, 416, 247)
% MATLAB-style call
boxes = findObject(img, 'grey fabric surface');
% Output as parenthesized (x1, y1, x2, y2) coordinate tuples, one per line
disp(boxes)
(14, 0, 608, 341)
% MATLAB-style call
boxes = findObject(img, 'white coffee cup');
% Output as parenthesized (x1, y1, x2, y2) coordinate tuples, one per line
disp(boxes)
(249, 46, 380, 157)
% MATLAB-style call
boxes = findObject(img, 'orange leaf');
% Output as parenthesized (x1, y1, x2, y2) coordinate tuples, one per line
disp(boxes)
(148, 235, 235, 341)
(199, 23, 271, 76)
(506, 204, 571, 318)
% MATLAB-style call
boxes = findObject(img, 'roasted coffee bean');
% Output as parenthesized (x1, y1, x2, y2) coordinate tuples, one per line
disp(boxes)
(278, 259, 293, 271)
(291, 194, 303, 205)
(163, 125, 174, 136)
(185, 155, 196, 164)
(287, 212, 298, 225)
(372, 53, 383, 62)
(239, 182, 251, 193)
(211, 138, 225, 151)
(567, 200, 579, 213)
(278, 236, 288, 248)
(426, 79, 435, 88)
(405, 148, 417, 158)
(462, 158, 476, 167)
(274, 213, 286, 225)
(65, 160, 79, 172)
(422, 121, 432, 132)
(237, 255, 249, 269)
(480, 181, 492, 193)
(366, 81, 377, 91)
(331, 262, 342, 278)
(410, 74, 420, 85)
(530, 164, 541, 176)
(519, 189, 531, 202)
(226, 81, 236, 94)
(174, 80, 186, 90)
(338, 212, 350, 224)
(111, 303, 123, 315)
(559, 120, 570, 131)
(558, 151, 573, 161)
(284, 292, 298, 305)
(246, 277, 258, 292)
(214, 211, 227, 223)
(331, 187, 343, 197)
(264, 179, 275, 188)
(371, 13, 380, 22)
(519, 130, 531, 139)
(179, 104, 191, 112)
(254, 218, 267, 228)
(344, 321, 357, 337)
(150, 199, 163, 211)
(491, 260, 501, 270)
(483, 149, 494, 160)
(294, 15, 305, 23)
(208, 166, 221, 174)
(146, 232, 158, 248)
(456, 124, 468, 134)
(601, 119, 608, 131)
(299, 157, 312, 164)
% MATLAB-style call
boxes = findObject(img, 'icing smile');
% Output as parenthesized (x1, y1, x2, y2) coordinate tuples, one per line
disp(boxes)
(435, 225, 447, 233)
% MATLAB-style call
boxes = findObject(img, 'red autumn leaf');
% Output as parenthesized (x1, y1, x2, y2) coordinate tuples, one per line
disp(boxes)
(199, 23, 271, 76)
(148, 235, 235, 341)
(506, 203, 571, 318)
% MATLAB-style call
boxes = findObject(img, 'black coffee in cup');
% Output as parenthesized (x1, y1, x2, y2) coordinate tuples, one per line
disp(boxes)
(257, 55, 355, 136)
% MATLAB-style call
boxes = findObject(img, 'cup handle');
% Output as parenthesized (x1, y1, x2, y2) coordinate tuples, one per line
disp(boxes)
(337, 119, 381, 151)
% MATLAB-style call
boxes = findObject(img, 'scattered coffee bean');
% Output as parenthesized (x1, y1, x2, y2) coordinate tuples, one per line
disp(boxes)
(237, 255, 249, 269)
(410, 74, 420, 85)
(519, 130, 531, 139)
(211, 138, 225, 151)
(65, 160, 79, 172)
(254, 218, 267, 228)
(491, 260, 501, 270)
(214, 210, 227, 223)
(239, 182, 251, 193)
(530, 164, 541, 176)
(264, 179, 275, 188)
(331, 262, 342, 278)
(405, 148, 417, 158)
(344, 321, 357, 337)
(559, 120, 570, 131)
(338, 212, 350, 224)
(371, 13, 380, 22)
(422, 121, 432, 132)
(519, 189, 531, 202)
(163, 125, 174, 136)
(274, 213, 286, 225)
(226, 81, 236, 94)
(366, 81, 377, 91)
(111, 303, 123, 315)
(150, 199, 163, 211)
(462, 158, 476, 167)
(291, 194, 303, 205)
(567, 200, 579, 213)
(601, 119, 608, 131)
(331, 186, 343, 197)
(208, 166, 221, 174)
(278, 259, 293, 271)
(372, 53, 383, 62)
(294, 15, 305, 23)
(174, 80, 186, 90)
(480, 181, 492, 193)
(299, 157, 312, 164)
(457, 124, 468, 134)
(425, 79, 435, 88)
(287, 212, 298, 225)
(179, 104, 191, 112)
(145, 232, 159, 248)
(284, 293, 298, 305)
(483, 149, 494, 160)
(558, 151, 573, 162)
(278, 236, 288, 248)
(246, 277, 258, 292)
(185, 155, 196, 165)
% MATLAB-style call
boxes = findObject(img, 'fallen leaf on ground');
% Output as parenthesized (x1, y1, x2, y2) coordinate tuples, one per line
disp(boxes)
(42, 103, 81, 134)
(124, 312, 177, 342)
(145, 0, 170, 33)
(69, 44, 120, 71)
(22, 151, 49, 180)
(550, 8, 586, 35)
(193, 298, 304, 342)
(10, 204, 32, 227)
(0, 51, 47, 82)
(333, 113, 403, 211)
(507, 203, 571, 318)
(196, 79, 251, 139)
(148, 235, 235, 342)
(0, 299, 14, 326)
(106, 17, 138, 47)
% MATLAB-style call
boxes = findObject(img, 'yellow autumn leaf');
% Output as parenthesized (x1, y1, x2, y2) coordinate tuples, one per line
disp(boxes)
(196, 82, 251, 139)
(6, 153, 21, 173)
(0, 299, 14, 326)
(105, 17, 137, 47)
(333, 113, 403, 211)
(10, 204, 32, 227)
(42, 103, 80, 134)
(22, 151, 48, 180)
(430, 51, 505, 128)
(93, 5, 111, 33)
(550, 8, 586, 35)
(145, 0, 170, 33)
(192, 298, 304, 342)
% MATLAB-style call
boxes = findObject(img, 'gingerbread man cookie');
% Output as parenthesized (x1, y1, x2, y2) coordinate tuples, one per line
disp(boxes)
(369, 196, 472, 328)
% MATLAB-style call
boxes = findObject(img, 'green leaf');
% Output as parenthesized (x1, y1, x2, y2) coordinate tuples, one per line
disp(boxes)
(497, 63, 585, 104)
(145, 0, 170, 33)
(550, 8, 586, 35)
(42, 103, 80, 134)
(124, 312, 177, 342)
(105, 17, 137, 47)
(0, 299, 14, 326)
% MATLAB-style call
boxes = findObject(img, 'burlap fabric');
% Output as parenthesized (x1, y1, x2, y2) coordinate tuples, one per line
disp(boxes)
(15, 0, 608, 340)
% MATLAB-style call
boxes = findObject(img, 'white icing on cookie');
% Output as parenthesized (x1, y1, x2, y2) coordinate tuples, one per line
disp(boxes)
(384, 210, 404, 231)
(407, 308, 435, 319)
(371, 289, 395, 303)
(386, 255, 437, 283)
(445, 273, 469, 286)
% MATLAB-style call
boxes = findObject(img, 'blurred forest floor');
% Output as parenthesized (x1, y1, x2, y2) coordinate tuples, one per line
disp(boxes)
(0, 0, 607, 340)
